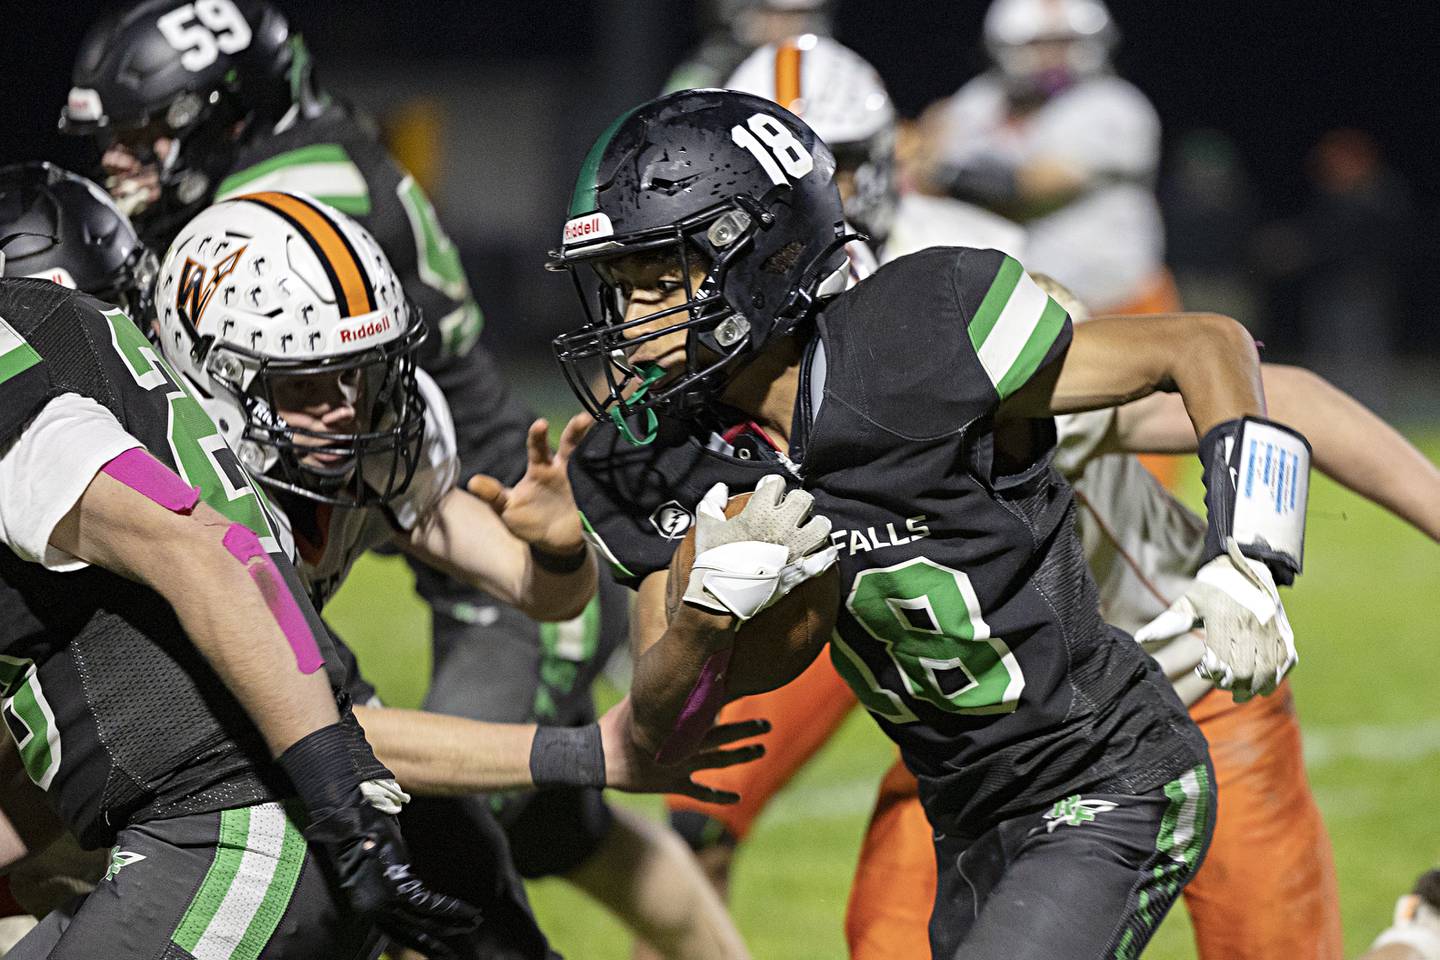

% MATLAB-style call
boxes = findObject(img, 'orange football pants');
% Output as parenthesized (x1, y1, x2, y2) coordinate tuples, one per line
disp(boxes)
(843, 680, 1342, 960)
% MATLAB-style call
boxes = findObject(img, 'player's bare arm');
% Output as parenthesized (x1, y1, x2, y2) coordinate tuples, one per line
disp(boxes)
(399, 414, 597, 621)
(1109, 364, 1440, 542)
(48, 466, 339, 757)
(999, 311, 1265, 429)
(353, 699, 764, 804)
(0, 735, 64, 873)
(1005, 310, 1310, 700)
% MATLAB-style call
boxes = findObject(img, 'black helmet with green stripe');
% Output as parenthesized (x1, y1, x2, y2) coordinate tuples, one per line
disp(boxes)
(548, 89, 851, 443)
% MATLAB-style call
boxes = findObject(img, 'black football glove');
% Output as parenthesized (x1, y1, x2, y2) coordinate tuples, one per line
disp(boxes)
(278, 723, 481, 958)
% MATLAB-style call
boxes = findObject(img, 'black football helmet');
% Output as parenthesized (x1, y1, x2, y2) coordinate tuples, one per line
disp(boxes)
(0, 162, 157, 320)
(58, 0, 310, 246)
(548, 88, 851, 444)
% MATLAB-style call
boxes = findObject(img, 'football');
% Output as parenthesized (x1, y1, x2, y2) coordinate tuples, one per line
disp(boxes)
(665, 490, 841, 699)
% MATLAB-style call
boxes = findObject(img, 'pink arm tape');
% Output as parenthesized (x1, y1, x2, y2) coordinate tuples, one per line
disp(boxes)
(654, 646, 733, 765)
(221, 524, 326, 675)
(100, 447, 200, 513)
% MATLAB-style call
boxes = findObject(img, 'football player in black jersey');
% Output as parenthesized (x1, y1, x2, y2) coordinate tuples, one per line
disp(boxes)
(0, 169, 773, 960)
(554, 89, 1314, 959)
(54, 2, 711, 950)
(0, 273, 476, 956)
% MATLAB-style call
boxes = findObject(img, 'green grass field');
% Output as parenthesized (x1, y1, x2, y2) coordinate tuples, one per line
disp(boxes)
(328, 429, 1440, 959)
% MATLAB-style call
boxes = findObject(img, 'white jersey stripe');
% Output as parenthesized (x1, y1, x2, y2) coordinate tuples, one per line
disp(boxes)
(190, 803, 288, 960)
(214, 161, 369, 205)
(1167, 767, 1201, 865)
(975, 269, 1051, 392)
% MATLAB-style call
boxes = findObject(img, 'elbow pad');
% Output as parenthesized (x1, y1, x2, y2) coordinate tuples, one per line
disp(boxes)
(1198, 416, 1311, 585)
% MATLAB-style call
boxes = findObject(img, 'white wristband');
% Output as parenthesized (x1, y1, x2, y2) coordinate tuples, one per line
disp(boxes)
(1231, 418, 1310, 576)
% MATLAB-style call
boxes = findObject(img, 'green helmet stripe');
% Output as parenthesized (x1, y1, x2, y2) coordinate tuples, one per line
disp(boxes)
(568, 105, 641, 219)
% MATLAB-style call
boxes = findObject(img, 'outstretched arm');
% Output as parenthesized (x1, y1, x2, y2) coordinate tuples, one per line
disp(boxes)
(352, 700, 763, 804)
(1108, 363, 1440, 542)
(400, 415, 597, 621)
(1006, 311, 1301, 701)
(1002, 311, 1266, 429)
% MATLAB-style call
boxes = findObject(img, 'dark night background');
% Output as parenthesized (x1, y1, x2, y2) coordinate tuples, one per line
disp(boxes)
(2, 0, 1437, 408)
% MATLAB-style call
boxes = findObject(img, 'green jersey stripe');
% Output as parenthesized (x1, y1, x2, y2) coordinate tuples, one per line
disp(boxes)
(973, 266, 1066, 398)
(580, 511, 636, 580)
(174, 806, 251, 952)
(215, 144, 371, 215)
(234, 808, 306, 960)
(993, 296, 1068, 400)
(966, 255, 1024, 353)
(0, 317, 41, 384)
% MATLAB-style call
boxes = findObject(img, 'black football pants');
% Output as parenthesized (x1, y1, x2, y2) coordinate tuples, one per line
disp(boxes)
(929, 761, 1216, 960)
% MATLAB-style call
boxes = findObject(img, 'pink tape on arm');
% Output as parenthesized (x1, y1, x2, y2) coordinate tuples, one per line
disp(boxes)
(221, 524, 325, 675)
(100, 448, 200, 513)
(654, 646, 734, 765)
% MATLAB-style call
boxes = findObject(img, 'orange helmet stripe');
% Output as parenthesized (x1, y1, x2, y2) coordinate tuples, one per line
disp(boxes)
(775, 39, 804, 112)
(239, 191, 376, 317)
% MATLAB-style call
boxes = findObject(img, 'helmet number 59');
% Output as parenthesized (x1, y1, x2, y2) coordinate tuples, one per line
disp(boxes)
(157, 0, 253, 73)
(731, 114, 814, 187)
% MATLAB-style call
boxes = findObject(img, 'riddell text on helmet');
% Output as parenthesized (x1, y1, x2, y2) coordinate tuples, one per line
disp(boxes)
(338, 314, 392, 344)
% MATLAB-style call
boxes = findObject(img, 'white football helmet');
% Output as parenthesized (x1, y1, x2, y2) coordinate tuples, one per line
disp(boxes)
(154, 190, 426, 506)
(726, 34, 897, 242)
(984, 0, 1118, 97)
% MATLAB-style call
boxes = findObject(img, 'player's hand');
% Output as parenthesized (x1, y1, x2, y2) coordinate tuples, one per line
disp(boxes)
(1134, 538, 1297, 702)
(598, 695, 767, 800)
(682, 475, 838, 622)
(466, 414, 591, 556)
(304, 800, 480, 959)
(278, 724, 480, 958)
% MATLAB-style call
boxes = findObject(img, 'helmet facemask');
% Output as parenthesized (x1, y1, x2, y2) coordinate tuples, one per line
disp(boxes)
(832, 127, 896, 246)
(552, 195, 849, 446)
(93, 93, 245, 243)
(203, 317, 428, 506)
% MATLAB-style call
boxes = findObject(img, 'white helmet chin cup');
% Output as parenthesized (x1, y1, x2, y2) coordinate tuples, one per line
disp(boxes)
(153, 190, 425, 505)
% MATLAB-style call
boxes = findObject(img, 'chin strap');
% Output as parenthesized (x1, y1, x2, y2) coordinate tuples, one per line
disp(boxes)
(610, 363, 666, 446)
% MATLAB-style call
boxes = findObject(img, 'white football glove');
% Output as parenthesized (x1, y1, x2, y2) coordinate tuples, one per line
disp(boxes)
(683, 474, 838, 622)
(1134, 538, 1297, 702)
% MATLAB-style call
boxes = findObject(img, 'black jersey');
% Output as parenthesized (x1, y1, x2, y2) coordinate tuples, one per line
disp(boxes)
(199, 100, 533, 484)
(570, 248, 1206, 836)
(0, 279, 381, 848)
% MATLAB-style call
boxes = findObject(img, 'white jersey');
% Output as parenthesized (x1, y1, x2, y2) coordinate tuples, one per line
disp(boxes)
(927, 72, 1164, 311)
(884, 193, 1028, 264)
(267, 369, 459, 608)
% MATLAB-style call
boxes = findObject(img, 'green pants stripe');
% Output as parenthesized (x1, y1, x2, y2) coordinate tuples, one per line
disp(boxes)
(1113, 763, 1213, 960)
(172, 803, 307, 960)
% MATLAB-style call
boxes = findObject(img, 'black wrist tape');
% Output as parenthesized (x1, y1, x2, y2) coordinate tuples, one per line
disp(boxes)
(277, 722, 364, 815)
(529, 723, 605, 789)
(530, 543, 588, 575)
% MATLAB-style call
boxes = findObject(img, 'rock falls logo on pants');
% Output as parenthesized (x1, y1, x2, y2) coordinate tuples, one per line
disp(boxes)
(649, 500, 694, 540)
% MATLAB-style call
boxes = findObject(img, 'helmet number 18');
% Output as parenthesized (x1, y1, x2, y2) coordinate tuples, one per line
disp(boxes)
(157, 0, 253, 73)
(730, 113, 814, 187)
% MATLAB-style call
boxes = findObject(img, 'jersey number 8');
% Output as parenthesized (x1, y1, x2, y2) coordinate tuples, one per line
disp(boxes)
(832, 557, 1026, 723)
